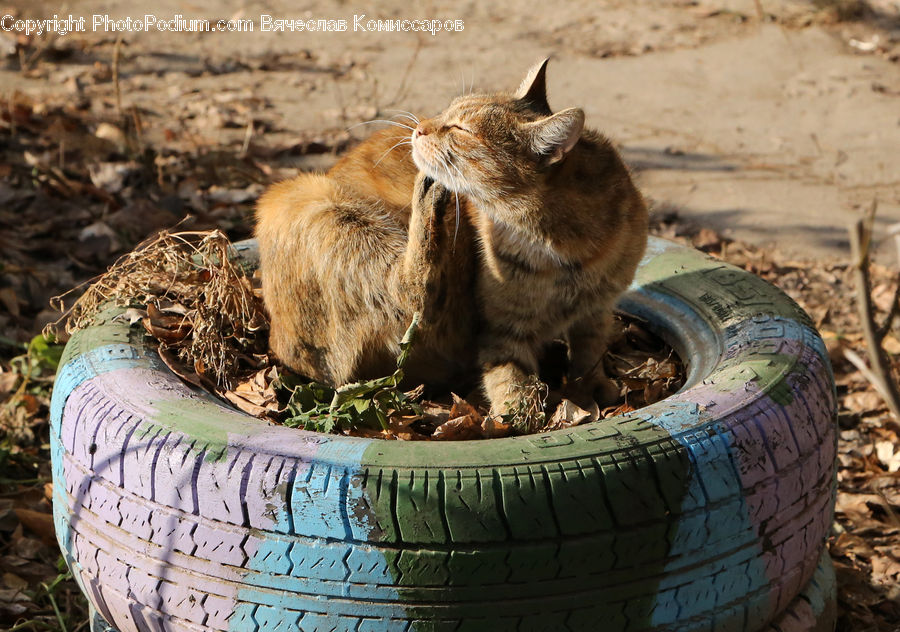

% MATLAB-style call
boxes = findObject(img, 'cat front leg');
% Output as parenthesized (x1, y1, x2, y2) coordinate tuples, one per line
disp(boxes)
(566, 311, 620, 407)
(396, 172, 455, 316)
(480, 340, 547, 433)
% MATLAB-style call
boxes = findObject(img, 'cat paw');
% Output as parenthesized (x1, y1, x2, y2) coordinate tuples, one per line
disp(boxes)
(413, 172, 452, 220)
(415, 172, 436, 197)
(493, 377, 549, 434)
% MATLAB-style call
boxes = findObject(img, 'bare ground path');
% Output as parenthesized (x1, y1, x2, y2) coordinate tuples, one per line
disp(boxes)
(5, 0, 900, 259)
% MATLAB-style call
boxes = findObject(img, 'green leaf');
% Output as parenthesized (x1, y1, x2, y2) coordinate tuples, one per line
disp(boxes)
(276, 314, 422, 434)
(396, 311, 420, 371)
(28, 333, 64, 371)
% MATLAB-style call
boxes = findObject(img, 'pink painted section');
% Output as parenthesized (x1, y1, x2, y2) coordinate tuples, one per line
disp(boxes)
(667, 333, 835, 622)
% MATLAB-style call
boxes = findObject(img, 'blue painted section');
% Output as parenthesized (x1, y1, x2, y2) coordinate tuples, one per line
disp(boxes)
(50, 344, 148, 442)
(50, 345, 151, 590)
(643, 402, 770, 626)
(51, 343, 157, 632)
(806, 551, 835, 618)
(231, 437, 406, 631)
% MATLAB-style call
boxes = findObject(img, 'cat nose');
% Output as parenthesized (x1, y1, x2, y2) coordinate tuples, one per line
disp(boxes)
(413, 123, 429, 138)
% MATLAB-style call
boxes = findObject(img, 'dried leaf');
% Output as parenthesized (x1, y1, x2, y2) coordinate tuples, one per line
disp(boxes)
(602, 401, 636, 418)
(12, 508, 55, 546)
(2, 572, 28, 591)
(0, 287, 19, 317)
(222, 389, 270, 418)
(883, 334, 900, 355)
(871, 552, 900, 584)
(449, 392, 483, 423)
(157, 346, 214, 392)
(113, 307, 148, 325)
(0, 371, 18, 397)
(693, 227, 723, 250)
(481, 416, 512, 438)
(432, 415, 483, 441)
(229, 367, 279, 412)
(844, 391, 886, 415)
(546, 398, 595, 431)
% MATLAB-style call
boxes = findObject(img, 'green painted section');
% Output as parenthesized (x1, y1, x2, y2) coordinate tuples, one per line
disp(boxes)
(151, 399, 233, 462)
(58, 305, 143, 368)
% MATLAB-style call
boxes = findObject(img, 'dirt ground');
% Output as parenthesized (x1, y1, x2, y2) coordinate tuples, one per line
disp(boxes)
(4, 0, 899, 257)
(1, 1, 900, 631)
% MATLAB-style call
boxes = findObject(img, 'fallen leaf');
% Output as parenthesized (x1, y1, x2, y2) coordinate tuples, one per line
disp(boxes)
(693, 227, 723, 250)
(114, 307, 148, 325)
(0, 287, 20, 317)
(0, 371, 18, 397)
(546, 398, 595, 431)
(157, 346, 215, 392)
(2, 572, 28, 591)
(602, 401, 636, 418)
(78, 221, 122, 254)
(88, 161, 139, 193)
(883, 334, 900, 355)
(481, 416, 512, 438)
(94, 121, 127, 152)
(432, 415, 482, 441)
(229, 366, 279, 413)
(844, 391, 886, 415)
(831, 531, 877, 561)
(12, 509, 55, 546)
(11, 536, 44, 560)
(871, 553, 900, 584)
(222, 389, 270, 418)
(448, 392, 483, 422)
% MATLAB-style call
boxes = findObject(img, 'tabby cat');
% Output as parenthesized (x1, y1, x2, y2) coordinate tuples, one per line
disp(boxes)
(255, 59, 648, 430)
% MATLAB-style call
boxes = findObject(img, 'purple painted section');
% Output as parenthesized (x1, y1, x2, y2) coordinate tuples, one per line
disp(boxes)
(665, 330, 835, 618)
(57, 365, 399, 630)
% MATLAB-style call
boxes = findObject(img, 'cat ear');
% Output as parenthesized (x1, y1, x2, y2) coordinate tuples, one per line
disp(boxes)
(515, 58, 551, 113)
(525, 107, 584, 165)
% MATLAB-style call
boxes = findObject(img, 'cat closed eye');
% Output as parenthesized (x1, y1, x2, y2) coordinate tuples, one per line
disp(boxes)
(444, 124, 470, 133)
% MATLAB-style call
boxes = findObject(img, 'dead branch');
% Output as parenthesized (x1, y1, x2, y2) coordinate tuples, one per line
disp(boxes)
(845, 203, 900, 424)
(878, 222, 900, 338)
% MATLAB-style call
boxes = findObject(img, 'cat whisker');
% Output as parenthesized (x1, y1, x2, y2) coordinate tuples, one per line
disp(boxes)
(435, 154, 456, 188)
(373, 138, 413, 167)
(446, 156, 465, 181)
(452, 192, 461, 249)
(348, 119, 416, 132)
(445, 156, 466, 193)
(383, 109, 420, 125)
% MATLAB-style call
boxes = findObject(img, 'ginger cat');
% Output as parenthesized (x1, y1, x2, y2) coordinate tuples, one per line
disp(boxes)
(256, 59, 648, 430)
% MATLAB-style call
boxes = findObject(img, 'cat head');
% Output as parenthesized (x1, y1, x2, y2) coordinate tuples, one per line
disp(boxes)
(411, 59, 585, 204)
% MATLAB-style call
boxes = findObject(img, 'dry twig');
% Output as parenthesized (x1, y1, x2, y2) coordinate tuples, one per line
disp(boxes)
(845, 201, 900, 424)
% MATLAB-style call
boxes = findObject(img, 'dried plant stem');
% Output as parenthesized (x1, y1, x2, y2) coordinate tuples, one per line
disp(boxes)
(846, 203, 900, 424)
(386, 37, 423, 108)
(112, 35, 123, 120)
(47, 229, 264, 388)
(879, 221, 900, 338)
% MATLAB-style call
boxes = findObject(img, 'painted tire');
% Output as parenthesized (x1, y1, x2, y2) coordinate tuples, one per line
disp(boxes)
(51, 237, 837, 632)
